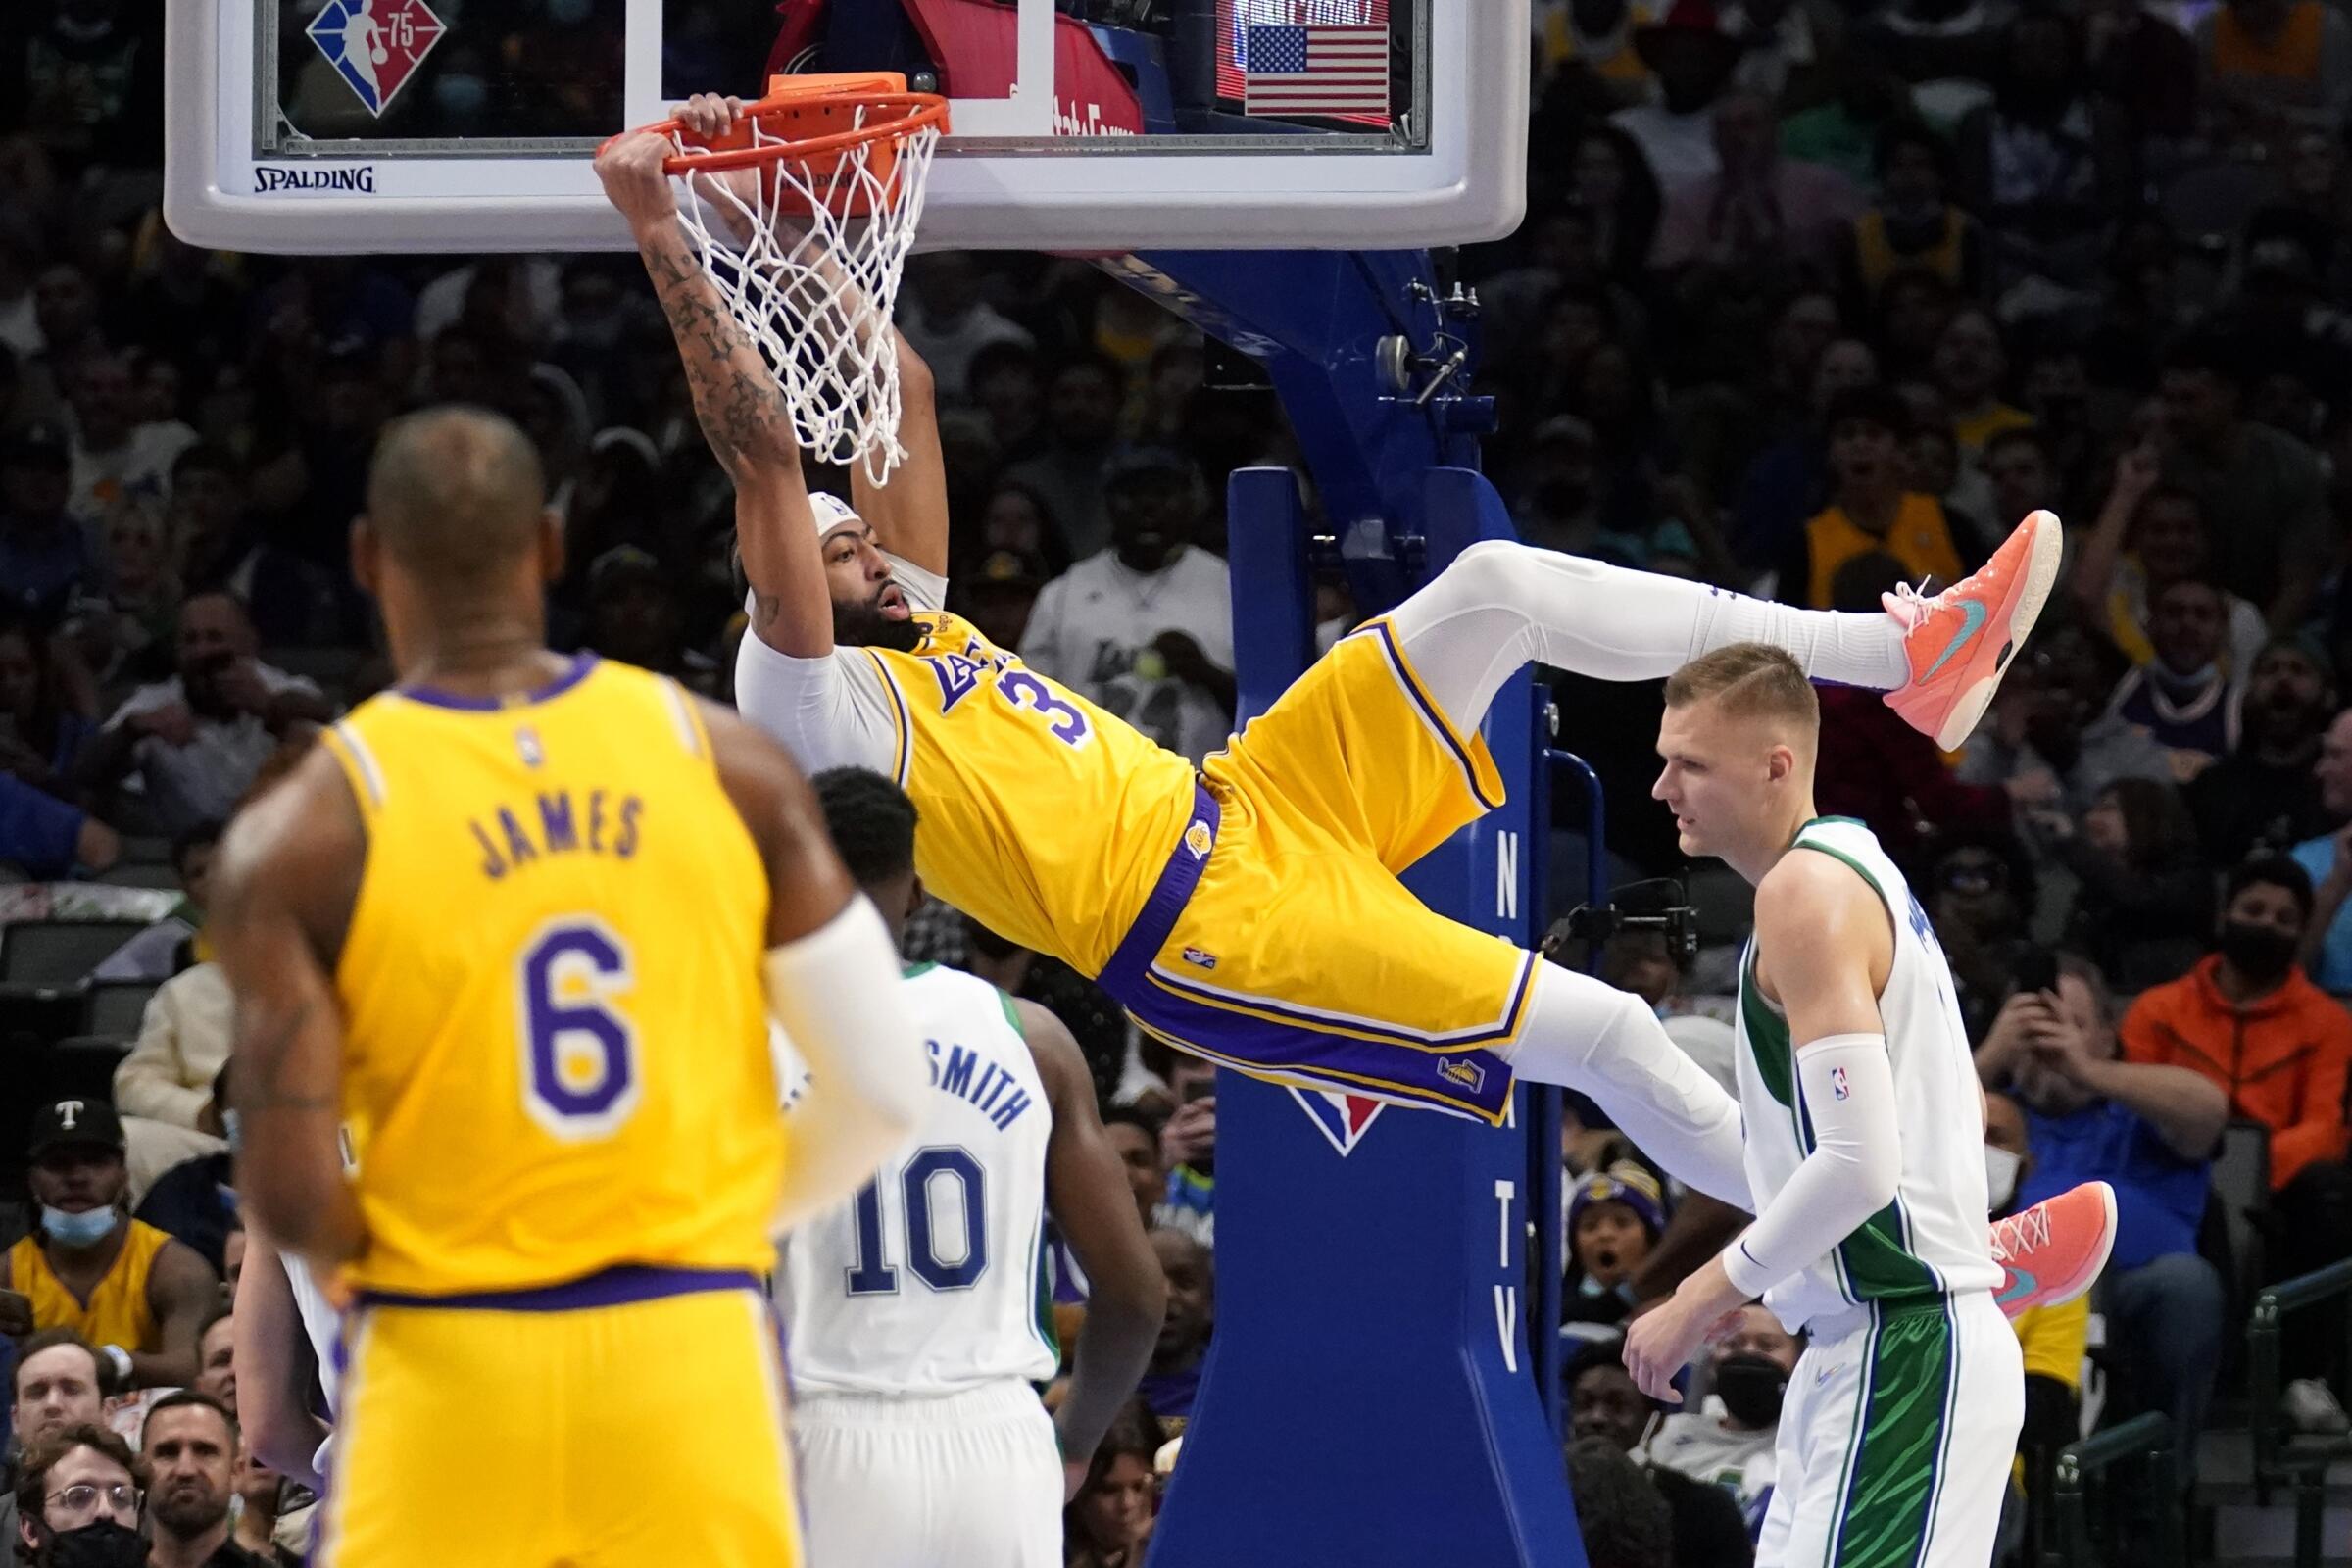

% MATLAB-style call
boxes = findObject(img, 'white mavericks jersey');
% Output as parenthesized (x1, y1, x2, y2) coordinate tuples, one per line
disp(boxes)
(1733, 817, 2001, 1335)
(777, 962, 1059, 1396)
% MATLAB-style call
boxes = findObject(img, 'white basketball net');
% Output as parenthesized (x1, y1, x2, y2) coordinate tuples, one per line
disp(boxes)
(669, 105, 942, 485)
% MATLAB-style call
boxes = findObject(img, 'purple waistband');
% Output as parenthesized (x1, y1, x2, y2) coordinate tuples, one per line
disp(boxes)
(1095, 779, 1220, 1004)
(355, 1264, 762, 1313)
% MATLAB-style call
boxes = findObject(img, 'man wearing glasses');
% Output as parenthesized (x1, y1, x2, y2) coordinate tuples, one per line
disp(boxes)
(12, 1421, 142, 1567)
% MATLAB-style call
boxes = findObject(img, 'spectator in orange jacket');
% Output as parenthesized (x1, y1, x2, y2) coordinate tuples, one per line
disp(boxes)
(2119, 854, 2352, 1428)
(2120, 856, 2352, 1189)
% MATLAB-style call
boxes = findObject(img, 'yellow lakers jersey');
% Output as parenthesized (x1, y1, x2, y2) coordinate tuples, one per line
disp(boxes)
(318, 656, 781, 1297)
(7, 1220, 172, 1349)
(865, 612, 1197, 974)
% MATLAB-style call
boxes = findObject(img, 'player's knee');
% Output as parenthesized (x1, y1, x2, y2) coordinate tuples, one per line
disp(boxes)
(1434, 538, 1542, 615)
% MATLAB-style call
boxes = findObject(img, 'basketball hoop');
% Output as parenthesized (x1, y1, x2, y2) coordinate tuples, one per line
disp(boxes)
(638, 74, 949, 484)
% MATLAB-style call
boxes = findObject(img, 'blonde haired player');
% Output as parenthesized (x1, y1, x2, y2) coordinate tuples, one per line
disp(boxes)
(604, 99, 2105, 1334)
(211, 406, 929, 1568)
(1626, 644, 2107, 1568)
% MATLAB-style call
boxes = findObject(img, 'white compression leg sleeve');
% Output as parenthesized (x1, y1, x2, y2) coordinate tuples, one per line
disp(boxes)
(1384, 540, 1908, 736)
(1502, 963, 1753, 1208)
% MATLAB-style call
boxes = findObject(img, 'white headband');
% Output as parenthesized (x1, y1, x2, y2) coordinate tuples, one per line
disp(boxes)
(811, 492, 862, 540)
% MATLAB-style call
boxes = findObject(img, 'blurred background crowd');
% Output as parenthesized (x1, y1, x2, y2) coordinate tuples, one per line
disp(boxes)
(7, 0, 2352, 1562)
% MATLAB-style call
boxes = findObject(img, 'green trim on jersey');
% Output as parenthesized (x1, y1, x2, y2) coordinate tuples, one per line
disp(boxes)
(1032, 1223, 1060, 1362)
(1764, 834, 1944, 1304)
(902, 961, 938, 979)
(1740, 944, 1794, 1108)
(998, 988, 1027, 1038)
(1829, 1298, 1959, 1568)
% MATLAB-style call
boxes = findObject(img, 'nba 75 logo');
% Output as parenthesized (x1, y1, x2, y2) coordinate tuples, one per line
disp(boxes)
(308, 0, 446, 118)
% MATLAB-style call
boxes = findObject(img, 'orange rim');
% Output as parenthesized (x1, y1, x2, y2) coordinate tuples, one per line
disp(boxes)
(602, 86, 949, 178)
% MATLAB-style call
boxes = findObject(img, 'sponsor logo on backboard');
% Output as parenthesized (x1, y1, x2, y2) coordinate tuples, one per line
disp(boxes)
(308, 0, 445, 118)
(255, 167, 378, 194)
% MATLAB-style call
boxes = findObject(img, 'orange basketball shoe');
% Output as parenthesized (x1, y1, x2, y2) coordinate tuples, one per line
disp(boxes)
(1882, 509, 2065, 751)
(1991, 1180, 2118, 1320)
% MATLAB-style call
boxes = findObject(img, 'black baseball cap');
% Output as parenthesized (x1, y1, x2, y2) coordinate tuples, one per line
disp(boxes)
(29, 1099, 125, 1160)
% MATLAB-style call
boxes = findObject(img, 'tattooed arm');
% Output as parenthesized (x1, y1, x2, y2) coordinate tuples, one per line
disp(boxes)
(211, 747, 368, 1273)
(596, 111, 836, 660)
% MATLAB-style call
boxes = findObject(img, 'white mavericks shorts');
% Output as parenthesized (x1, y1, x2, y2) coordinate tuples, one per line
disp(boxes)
(1756, 1290, 2025, 1568)
(793, 1379, 1062, 1568)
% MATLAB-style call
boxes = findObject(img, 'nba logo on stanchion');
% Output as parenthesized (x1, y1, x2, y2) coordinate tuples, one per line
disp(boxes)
(309, 0, 445, 117)
(1290, 1088, 1384, 1156)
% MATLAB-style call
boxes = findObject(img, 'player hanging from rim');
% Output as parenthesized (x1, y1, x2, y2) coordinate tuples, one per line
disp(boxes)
(776, 767, 1164, 1568)
(1623, 645, 2102, 1568)
(599, 97, 2109, 1319)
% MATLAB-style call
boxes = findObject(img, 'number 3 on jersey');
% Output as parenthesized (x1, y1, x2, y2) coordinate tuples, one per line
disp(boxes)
(518, 917, 640, 1140)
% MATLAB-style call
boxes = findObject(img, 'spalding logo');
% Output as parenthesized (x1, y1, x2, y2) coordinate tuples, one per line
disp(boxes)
(256, 167, 378, 194)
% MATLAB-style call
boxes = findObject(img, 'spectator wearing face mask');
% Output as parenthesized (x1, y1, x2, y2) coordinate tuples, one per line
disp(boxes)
(11, 1423, 145, 1568)
(1642, 1302, 1797, 1535)
(2119, 856, 2352, 1428)
(1565, 1163, 1670, 1332)
(1979, 954, 2228, 1486)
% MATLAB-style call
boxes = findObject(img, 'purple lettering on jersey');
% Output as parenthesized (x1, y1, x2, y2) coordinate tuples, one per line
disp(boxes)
(587, 789, 608, 852)
(538, 792, 578, 854)
(613, 796, 643, 859)
(498, 807, 539, 867)
(470, 819, 508, 879)
(940, 1044, 980, 1099)
(932, 653, 989, 712)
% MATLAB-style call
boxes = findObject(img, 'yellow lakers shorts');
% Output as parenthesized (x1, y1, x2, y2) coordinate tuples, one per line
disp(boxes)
(318, 1267, 801, 1568)
(1095, 619, 1533, 1124)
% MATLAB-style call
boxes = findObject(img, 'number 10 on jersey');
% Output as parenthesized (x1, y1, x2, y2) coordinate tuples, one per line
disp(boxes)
(846, 1147, 989, 1294)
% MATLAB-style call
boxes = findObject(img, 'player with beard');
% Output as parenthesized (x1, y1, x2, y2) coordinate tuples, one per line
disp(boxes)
(607, 102, 2108, 1327)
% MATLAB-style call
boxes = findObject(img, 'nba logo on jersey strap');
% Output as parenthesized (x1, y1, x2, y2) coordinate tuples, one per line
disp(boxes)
(308, 0, 445, 117)
(1289, 1088, 1384, 1156)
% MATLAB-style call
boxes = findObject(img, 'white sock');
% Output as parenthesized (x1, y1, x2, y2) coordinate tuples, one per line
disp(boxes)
(1689, 589, 1909, 692)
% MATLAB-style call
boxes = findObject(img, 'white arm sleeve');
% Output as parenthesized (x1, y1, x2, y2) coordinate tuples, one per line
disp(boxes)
(763, 897, 929, 1233)
(732, 554, 943, 778)
(735, 628, 897, 777)
(1720, 1033, 1903, 1299)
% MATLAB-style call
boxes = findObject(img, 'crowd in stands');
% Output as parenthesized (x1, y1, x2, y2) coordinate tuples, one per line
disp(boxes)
(8, 0, 2352, 1560)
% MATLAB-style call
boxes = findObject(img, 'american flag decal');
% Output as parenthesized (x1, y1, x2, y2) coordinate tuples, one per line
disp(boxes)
(1242, 24, 1390, 120)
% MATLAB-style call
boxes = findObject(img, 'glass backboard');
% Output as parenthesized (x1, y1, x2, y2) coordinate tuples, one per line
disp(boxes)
(165, 0, 1527, 254)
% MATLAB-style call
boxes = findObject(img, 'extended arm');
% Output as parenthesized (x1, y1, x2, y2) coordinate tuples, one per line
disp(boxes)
(214, 753, 368, 1273)
(233, 1223, 331, 1491)
(2074, 1054, 2229, 1162)
(597, 118, 833, 660)
(702, 700, 927, 1228)
(852, 339, 950, 577)
(132, 1239, 220, 1391)
(1022, 998, 1165, 1491)
(1624, 858, 1896, 1400)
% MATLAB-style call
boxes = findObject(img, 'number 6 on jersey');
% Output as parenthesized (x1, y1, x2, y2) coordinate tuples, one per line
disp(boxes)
(519, 916, 641, 1139)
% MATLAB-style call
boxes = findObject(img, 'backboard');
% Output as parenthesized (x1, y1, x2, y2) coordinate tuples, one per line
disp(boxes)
(165, 0, 1529, 255)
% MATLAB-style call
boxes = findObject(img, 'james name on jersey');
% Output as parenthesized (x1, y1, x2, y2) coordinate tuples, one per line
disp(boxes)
(467, 787, 645, 880)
